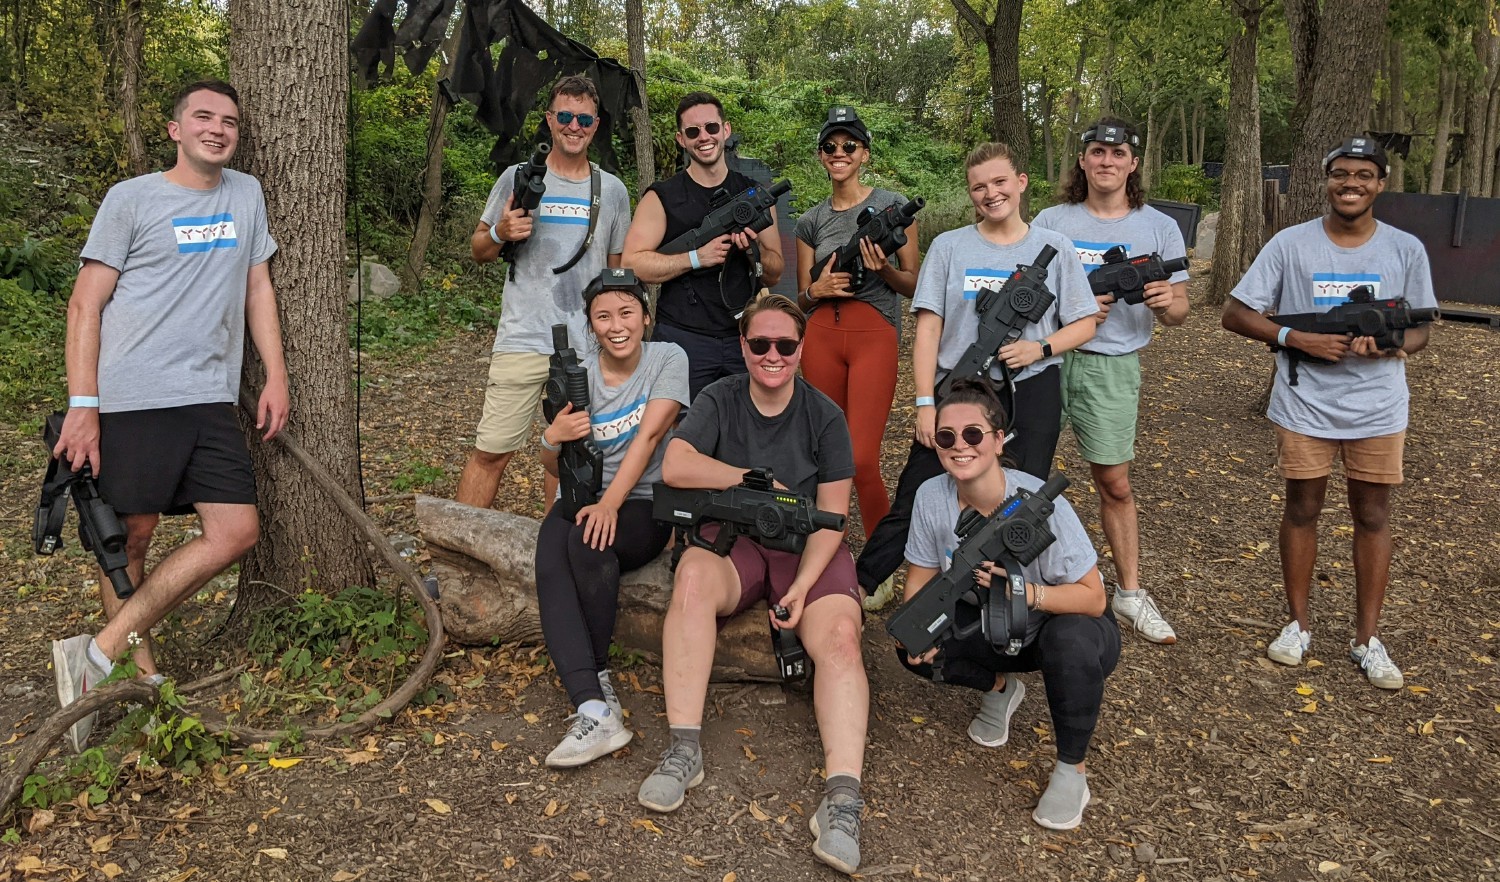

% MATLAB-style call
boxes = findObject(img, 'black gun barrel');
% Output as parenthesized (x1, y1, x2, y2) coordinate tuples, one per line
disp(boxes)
(1410, 307, 1441, 323)
(1038, 472, 1071, 501)
(1034, 244, 1058, 268)
(513, 143, 551, 213)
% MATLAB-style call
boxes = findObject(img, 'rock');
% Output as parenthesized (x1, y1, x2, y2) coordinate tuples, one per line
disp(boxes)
(416, 494, 780, 681)
(1107, 844, 1126, 862)
(348, 261, 402, 302)
(4, 682, 34, 698)
(1195, 212, 1219, 260)
(1133, 842, 1158, 863)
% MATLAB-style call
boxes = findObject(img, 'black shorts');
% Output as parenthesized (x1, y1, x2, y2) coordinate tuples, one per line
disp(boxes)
(98, 403, 257, 515)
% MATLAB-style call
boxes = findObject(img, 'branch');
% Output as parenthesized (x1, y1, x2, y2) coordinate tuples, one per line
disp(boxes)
(949, 0, 992, 38)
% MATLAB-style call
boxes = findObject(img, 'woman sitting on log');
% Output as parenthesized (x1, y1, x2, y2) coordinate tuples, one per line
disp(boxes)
(896, 378, 1119, 830)
(536, 268, 689, 768)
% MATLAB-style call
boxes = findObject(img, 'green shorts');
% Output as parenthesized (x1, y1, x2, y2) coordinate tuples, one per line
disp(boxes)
(1061, 350, 1142, 466)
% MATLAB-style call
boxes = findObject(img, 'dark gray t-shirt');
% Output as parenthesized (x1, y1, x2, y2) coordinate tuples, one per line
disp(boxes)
(795, 187, 911, 328)
(579, 342, 690, 501)
(80, 170, 278, 413)
(672, 374, 855, 499)
(905, 470, 1098, 647)
(480, 164, 631, 354)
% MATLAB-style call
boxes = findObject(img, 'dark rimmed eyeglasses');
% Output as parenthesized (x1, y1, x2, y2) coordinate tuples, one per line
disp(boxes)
(934, 425, 993, 450)
(820, 141, 861, 156)
(745, 336, 800, 357)
(550, 110, 596, 128)
(682, 121, 723, 139)
(1328, 168, 1377, 183)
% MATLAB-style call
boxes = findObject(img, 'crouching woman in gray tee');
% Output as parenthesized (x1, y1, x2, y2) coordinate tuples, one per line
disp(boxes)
(536, 270, 689, 770)
(897, 379, 1120, 832)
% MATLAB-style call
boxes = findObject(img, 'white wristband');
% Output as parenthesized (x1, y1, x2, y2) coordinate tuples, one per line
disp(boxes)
(1276, 326, 1291, 347)
(688, 249, 702, 270)
(489, 224, 502, 245)
(69, 395, 101, 408)
(539, 434, 561, 453)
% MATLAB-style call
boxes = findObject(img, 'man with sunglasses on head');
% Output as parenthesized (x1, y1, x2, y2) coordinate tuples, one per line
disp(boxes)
(1222, 136, 1436, 690)
(457, 74, 631, 510)
(623, 92, 785, 400)
(1032, 117, 1189, 646)
(637, 294, 868, 875)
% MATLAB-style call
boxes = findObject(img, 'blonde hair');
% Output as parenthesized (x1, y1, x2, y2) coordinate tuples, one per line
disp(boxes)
(965, 142, 1025, 175)
(738, 292, 807, 339)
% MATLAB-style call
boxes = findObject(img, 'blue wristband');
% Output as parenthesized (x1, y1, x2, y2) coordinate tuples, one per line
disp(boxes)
(69, 395, 100, 408)
(915, 396, 936, 408)
(688, 249, 702, 270)
(1276, 326, 1291, 347)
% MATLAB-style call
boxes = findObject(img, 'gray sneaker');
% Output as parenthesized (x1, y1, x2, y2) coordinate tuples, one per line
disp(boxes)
(1033, 763, 1091, 830)
(810, 793, 864, 874)
(544, 709, 633, 769)
(968, 678, 1026, 747)
(636, 740, 704, 812)
(51, 634, 112, 752)
(597, 669, 621, 717)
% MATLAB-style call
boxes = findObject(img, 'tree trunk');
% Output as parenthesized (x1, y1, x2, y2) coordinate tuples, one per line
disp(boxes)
(1041, 76, 1056, 184)
(1430, 56, 1457, 195)
(119, 0, 146, 176)
(230, 0, 373, 603)
(1486, 79, 1500, 196)
(403, 26, 465, 293)
(1466, 7, 1500, 195)
(1387, 36, 1406, 192)
(1208, 0, 1266, 308)
(1142, 98, 1161, 191)
(951, 0, 1028, 203)
(626, 0, 654, 189)
(1284, 0, 1391, 225)
(1179, 103, 1189, 164)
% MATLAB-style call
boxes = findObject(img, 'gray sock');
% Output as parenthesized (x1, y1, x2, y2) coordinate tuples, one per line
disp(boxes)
(669, 725, 701, 751)
(825, 773, 861, 803)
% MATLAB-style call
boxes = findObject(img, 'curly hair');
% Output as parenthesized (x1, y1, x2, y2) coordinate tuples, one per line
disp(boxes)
(1060, 116, 1145, 209)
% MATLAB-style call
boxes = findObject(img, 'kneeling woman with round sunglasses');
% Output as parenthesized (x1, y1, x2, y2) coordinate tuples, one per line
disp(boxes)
(537, 270, 690, 769)
(897, 379, 1120, 830)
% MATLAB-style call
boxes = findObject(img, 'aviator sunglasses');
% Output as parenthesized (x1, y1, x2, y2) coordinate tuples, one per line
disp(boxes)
(682, 121, 723, 139)
(745, 337, 800, 357)
(550, 110, 596, 128)
(934, 425, 994, 450)
(820, 141, 861, 156)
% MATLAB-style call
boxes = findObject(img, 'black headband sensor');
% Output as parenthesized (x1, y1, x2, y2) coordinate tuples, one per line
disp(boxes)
(584, 267, 648, 309)
(1080, 124, 1140, 150)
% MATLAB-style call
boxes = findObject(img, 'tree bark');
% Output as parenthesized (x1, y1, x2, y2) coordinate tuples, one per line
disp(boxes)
(230, 0, 373, 604)
(1283, 0, 1391, 226)
(1386, 36, 1406, 192)
(118, 0, 146, 176)
(1208, 0, 1266, 308)
(951, 0, 1029, 170)
(626, 0, 655, 189)
(403, 25, 465, 293)
(1464, 6, 1500, 195)
(1430, 56, 1457, 195)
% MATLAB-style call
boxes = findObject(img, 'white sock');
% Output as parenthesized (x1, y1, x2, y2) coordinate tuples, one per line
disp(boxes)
(1117, 587, 1142, 597)
(87, 638, 115, 673)
(578, 699, 610, 719)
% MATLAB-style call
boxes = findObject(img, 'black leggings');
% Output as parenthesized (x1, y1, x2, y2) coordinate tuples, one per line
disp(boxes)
(855, 367, 1062, 593)
(897, 604, 1121, 765)
(535, 499, 671, 707)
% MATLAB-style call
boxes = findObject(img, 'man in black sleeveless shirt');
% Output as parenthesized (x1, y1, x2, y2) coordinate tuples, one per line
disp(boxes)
(623, 92, 784, 400)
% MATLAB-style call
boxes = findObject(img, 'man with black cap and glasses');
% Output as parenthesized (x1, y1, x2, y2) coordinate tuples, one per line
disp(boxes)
(1033, 117, 1189, 646)
(1222, 136, 1436, 690)
(623, 92, 785, 400)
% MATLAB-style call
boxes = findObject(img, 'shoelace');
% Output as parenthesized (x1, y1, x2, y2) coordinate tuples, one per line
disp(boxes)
(823, 799, 864, 837)
(598, 675, 618, 707)
(655, 742, 699, 779)
(564, 713, 600, 740)
(1132, 593, 1168, 630)
(1360, 641, 1395, 673)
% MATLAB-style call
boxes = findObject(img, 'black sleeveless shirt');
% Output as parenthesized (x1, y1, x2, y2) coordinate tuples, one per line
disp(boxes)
(649, 169, 759, 337)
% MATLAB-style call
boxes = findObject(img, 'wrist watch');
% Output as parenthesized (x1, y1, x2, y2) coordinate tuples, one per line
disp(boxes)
(1040, 339, 1054, 358)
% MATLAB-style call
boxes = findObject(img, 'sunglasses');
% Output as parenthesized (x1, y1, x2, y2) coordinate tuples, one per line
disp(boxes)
(550, 110, 596, 128)
(681, 121, 723, 139)
(820, 141, 861, 156)
(934, 425, 994, 450)
(745, 337, 800, 357)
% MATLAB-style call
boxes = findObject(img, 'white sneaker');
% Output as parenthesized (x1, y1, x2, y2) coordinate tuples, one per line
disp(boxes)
(1111, 587, 1177, 644)
(1350, 636, 1404, 690)
(544, 709, 632, 768)
(862, 576, 897, 612)
(1267, 621, 1311, 666)
(597, 669, 622, 717)
(52, 634, 113, 752)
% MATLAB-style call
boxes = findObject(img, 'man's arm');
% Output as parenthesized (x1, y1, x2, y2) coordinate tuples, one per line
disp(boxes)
(622, 190, 732, 284)
(245, 261, 289, 440)
(1222, 295, 1352, 363)
(55, 260, 119, 473)
(1144, 279, 1190, 327)
(471, 193, 532, 265)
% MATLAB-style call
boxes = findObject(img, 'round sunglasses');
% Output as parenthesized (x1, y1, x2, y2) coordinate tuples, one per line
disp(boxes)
(934, 425, 994, 450)
(682, 121, 723, 139)
(745, 336, 800, 357)
(550, 110, 596, 128)
(820, 141, 861, 156)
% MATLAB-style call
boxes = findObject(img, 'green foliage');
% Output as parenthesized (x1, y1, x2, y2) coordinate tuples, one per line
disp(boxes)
(0, 277, 67, 413)
(1152, 163, 1220, 209)
(352, 270, 500, 353)
(389, 459, 446, 493)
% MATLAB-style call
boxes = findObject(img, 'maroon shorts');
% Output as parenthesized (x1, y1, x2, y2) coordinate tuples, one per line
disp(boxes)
(696, 524, 862, 622)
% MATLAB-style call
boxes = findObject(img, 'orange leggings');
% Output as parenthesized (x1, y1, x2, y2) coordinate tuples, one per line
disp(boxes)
(800, 299, 898, 537)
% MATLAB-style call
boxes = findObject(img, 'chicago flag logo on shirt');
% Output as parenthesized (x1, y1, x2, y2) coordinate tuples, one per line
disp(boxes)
(963, 268, 1015, 301)
(173, 213, 238, 253)
(1311, 272, 1381, 307)
(1072, 240, 1128, 272)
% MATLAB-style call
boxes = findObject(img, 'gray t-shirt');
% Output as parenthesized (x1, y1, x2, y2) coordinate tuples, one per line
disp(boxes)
(795, 188, 911, 329)
(911, 225, 1097, 384)
(905, 470, 1098, 647)
(672, 374, 855, 499)
(1230, 218, 1437, 438)
(579, 342, 690, 502)
(1031, 202, 1189, 355)
(80, 170, 278, 413)
(480, 164, 631, 354)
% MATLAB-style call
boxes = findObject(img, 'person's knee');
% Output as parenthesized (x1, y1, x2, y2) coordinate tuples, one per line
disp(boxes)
(124, 515, 159, 560)
(469, 448, 511, 470)
(1037, 616, 1106, 676)
(669, 556, 729, 616)
(1092, 465, 1132, 504)
(1349, 492, 1391, 534)
(809, 611, 863, 672)
(1283, 486, 1325, 526)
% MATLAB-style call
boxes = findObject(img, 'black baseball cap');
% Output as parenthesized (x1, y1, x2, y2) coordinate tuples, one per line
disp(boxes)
(1080, 122, 1141, 149)
(1322, 136, 1389, 177)
(818, 106, 871, 146)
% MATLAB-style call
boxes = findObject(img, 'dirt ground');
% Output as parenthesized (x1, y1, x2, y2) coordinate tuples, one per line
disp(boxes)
(2, 287, 1499, 882)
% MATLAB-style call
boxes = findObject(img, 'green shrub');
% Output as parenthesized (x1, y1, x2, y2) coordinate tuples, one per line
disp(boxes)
(1152, 163, 1219, 209)
(0, 277, 67, 413)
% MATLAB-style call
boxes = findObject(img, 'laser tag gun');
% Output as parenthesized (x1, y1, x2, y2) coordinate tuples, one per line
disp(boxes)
(659, 180, 793, 256)
(936, 244, 1058, 400)
(770, 603, 809, 682)
(541, 323, 603, 521)
(652, 468, 845, 556)
(1269, 285, 1440, 386)
(32, 412, 135, 599)
(809, 197, 926, 289)
(1088, 246, 1190, 305)
(498, 142, 551, 270)
(887, 472, 1070, 658)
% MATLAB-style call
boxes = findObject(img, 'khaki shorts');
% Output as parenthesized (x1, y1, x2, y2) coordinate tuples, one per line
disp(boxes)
(1274, 426, 1405, 484)
(1061, 350, 1141, 466)
(475, 351, 551, 455)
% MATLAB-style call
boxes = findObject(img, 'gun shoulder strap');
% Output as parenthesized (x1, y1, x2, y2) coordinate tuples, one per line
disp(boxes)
(552, 162, 602, 275)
